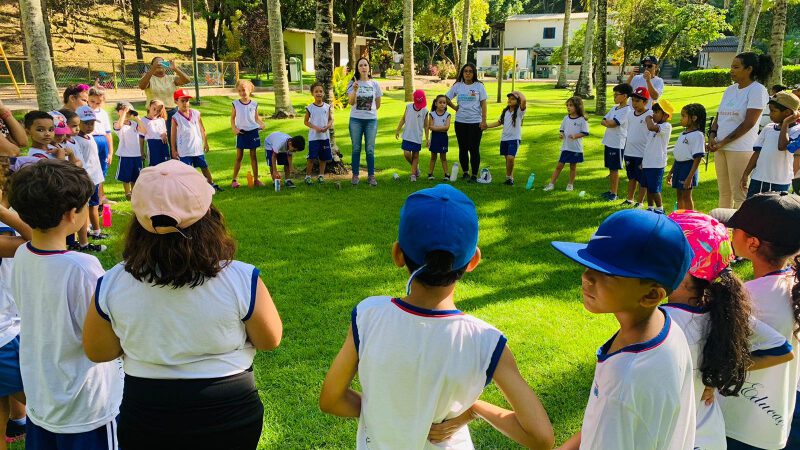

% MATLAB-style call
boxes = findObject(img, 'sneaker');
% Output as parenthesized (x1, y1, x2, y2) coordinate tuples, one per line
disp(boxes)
(90, 232, 109, 240)
(633, 202, 642, 209)
(304, 175, 313, 185)
(427, 173, 434, 180)
(647, 207, 654, 212)
(565, 184, 574, 191)
(352, 175, 360, 185)
(231, 180, 240, 189)
(606, 194, 618, 201)
(410, 175, 417, 182)
(620, 199, 634, 206)
(599, 191, 612, 199)
(654, 208, 665, 214)
(468, 175, 477, 183)
(6, 419, 25, 443)
(444, 176, 451, 182)
(317, 175, 325, 183)
(415, 169, 421, 177)
(503, 179, 514, 186)
(368, 176, 378, 187)
(125, 192, 132, 200)
(80, 243, 106, 253)
(543, 183, 555, 191)
(285, 180, 296, 188)
(212, 184, 224, 193)
(462, 172, 470, 180)
(254, 179, 265, 187)
(67, 242, 81, 251)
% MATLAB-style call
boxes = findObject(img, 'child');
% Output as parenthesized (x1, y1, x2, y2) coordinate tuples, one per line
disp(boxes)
(716, 192, 800, 449)
(599, 83, 632, 200)
(664, 210, 793, 449)
(87, 88, 113, 203)
(43, 111, 69, 160)
(304, 82, 333, 184)
(641, 100, 674, 213)
(485, 91, 527, 186)
(8, 159, 122, 449)
(742, 91, 800, 198)
(320, 184, 554, 449)
(264, 131, 305, 188)
(425, 94, 450, 181)
(139, 99, 170, 166)
(552, 209, 696, 449)
(171, 89, 223, 192)
(22, 111, 54, 160)
(395, 89, 428, 182)
(667, 103, 706, 211)
(543, 96, 589, 192)
(231, 79, 266, 188)
(73, 106, 108, 250)
(114, 102, 145, 200)
(621, 87, 653, 207)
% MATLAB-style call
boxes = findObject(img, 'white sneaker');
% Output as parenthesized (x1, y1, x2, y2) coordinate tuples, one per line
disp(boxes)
(566, 184, 574, 191)
(543, 183, 555, 191)
(410, 175, 417, 182)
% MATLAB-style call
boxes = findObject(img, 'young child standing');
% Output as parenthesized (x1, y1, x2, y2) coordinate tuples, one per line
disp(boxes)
(599, 83, 632, 201)
(485, 91, 527, 186)
(543, 97, 589, 192)
(87, 88, 113, 204)
(425, 94, 451, 181)
(171, 89, 223, 192)
(304, 82, 333, 184)
(114, 102, 145, 200)
(264, 132, 305, 188)
(395, 90, 428, 182)
(668, 104, 706, 211)
(641, 100, 674, 213)
(320, 184, 554, 449)
(139, 99, 170, 166)
(552, 209, 696, 449)
(22, 111, 55, 160)
(74, 106, 108, 246)
(621, 87, 653, 207)
(230, 80, 266, 189)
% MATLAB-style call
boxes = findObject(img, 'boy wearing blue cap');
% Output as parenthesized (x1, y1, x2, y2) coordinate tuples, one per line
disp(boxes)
(552, 209, 696, 449)
(320, 184, 554, 449)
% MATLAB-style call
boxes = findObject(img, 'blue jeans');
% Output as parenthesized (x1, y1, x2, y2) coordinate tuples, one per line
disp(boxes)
(349, 117, 377, 177)
(747, 179, 790, 198)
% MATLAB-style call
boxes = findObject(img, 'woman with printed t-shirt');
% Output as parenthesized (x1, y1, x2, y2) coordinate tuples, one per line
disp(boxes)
(348, 58, 383, 187)
(708, 53, 773, 209)
(138, 57, 192, 146)
(446, 63, 488, 183)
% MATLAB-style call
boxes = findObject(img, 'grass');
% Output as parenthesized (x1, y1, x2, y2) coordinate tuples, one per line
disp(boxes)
(16, 82, 732, 448)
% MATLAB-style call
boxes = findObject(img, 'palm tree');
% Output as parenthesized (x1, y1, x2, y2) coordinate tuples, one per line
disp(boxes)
(574, 0, 596, 98)
(742, 0, 763, 52)
(19, 0, 60, 110)
(594, 0, 607, 113)
(555, 0, 572, 89)
(403, 0, 415, 101)
(315, 0, 340, 156)
(266, 0, 295, 118)
(737, 0, 749, 53)
(460, 0, 470, 65)
(767, 0, 786, 86)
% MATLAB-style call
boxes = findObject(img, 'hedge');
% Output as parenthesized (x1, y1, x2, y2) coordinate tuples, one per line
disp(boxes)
(680, 65, 800, 87)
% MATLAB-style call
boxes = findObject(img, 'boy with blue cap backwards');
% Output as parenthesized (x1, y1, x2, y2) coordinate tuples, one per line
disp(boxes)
(553, 209, 697, 449)
(320, 184, 554, 449)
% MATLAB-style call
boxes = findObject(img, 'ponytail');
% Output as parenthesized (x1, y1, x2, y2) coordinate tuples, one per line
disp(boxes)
(497, 106, 518, 127)
(404, 249, 469, 287)
(736, 52, 774, 85)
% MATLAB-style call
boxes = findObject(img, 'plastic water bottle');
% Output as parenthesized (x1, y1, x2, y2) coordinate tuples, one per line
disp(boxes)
(246, 171, 254, 188)
(101, 205, 112, 228)
(525, 173, 535, 190)
(274, 179, 281, 192)
(449, 163, 460, 182)
(578, 191, 586, 198)
(393, 173, 400, 181)
(674, 201, 679, 212)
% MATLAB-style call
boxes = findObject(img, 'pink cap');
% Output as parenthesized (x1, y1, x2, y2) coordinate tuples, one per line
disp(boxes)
(413, 89, 427, 109)
(131, 160, 214, 235)
(668, 210, 735, 281)
(48, 111, 72, 135)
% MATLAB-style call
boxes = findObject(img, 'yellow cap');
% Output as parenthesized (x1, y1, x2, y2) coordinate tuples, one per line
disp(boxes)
(655, 99, 674, 119)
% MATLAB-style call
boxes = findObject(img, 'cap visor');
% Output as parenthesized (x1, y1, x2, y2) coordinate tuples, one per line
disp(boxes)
(709, 208, 738, 226)
(551, 241, 646, 279)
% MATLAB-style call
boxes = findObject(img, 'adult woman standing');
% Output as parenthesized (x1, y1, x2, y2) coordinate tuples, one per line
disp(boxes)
(138, 57, 191, 143)
(62, 84, 90, 111)
(348, 58, 382, 186)
(0, 100, 25, 156)
(708, 52, 772, 209)
(446, 63, 488, 182)
(83, 160, 282, 450)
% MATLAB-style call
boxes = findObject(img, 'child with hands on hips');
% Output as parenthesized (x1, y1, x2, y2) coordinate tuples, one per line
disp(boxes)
(171, 89, 222, 192)
(667, 103, 707, 211)
(485, 91, 527, 186)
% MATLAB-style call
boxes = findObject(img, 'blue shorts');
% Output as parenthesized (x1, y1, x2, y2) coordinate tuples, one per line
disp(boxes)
(93, 135, 109, 177)
(401, 140, 422, 152)
(0, 336, 22, 397)
(624, 156, 643, 182)
(307, 139, 333, 161)
(89, 184, 100, 207)
(266, 150, 289, 167)
(559, 151, 584, 164)
(26, 419, 118, 450)
(787, 390, 800, 449)
(236, 128, 261, 150)
(146, 139, 171, 166)
(604, 146, 623, 170)
(672, 160, 698, 190)
(747, 179, 791, 198)
(640, 168, 665, 193)
(429, 132, 448, 154)
(179, 155, 208, 169)
(500, 140, 520, 157)
(116, 157, 142, 183)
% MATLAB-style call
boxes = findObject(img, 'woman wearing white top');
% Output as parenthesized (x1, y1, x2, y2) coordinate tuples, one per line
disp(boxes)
(446, 63, 488, 182)
(137, 57, 191, 146)
(708, 52, 773, 209)
(348, 58, 383, 186)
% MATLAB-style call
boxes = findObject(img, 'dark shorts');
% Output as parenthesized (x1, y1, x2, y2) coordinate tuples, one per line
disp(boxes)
(146, 139, 171, 166)
(787, 390, 800, 449)
(429, 132, 448, 154)
(179, 155, 208, 169)
(604, 146, 623, 170)
(307, 139, 333, 161)
(747, 179, 791, 198)
(672, 160, 698, 190)
(236, 128, 261, 150)
(93, 135, 109, 177)
(116, 156, 143, 183)
(624, 156, 643, 182)
(500, 140, 520, 157)
(89, 184, 100, 207)
(559, 151, 584, 164)
(26, 419, 118, 450)
(401, 140, 422, 152)
(266, 150, 289, 167)
(640, 167, 665, 193)
(0, 336, 22, 397)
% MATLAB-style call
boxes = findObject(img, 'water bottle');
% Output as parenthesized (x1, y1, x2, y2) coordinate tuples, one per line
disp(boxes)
(525, 172, 535, 190)
(449, 163, 460, 182)
(673, 201, 679, 212)
(102, 205, 112, 228)
(393, 173, 400, 181)
(578, 191, 586, 198)
(274, 179, 281, 192)
(246, 171, 254, 188)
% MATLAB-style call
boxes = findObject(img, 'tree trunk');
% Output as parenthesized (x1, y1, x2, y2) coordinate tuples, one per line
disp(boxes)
(737, 0, 750, 53)
(742, 0, 763, 52)
(460, 0, 470, 65)
(19, 0, 60, 110)
(346, 0, 358, 72)
(450, 16, 460, 69)
(177, 0, 182, 24)
(618, 44, 630, 83)
(315, 0, 344, 172)
(574, 0, 595, 98)
(555, 0, 571, 88)
(766, 0, 786, 87)
(132, 0, 144, 60)
(724, 0, 730, 9)
(204, 0, 218, 57)
(39, 0, 54, 60)
(266, 0, 295, 117)
(215, 12, 226, 60)
(403, 0, 415, 101)
(594, 0, 607, 114)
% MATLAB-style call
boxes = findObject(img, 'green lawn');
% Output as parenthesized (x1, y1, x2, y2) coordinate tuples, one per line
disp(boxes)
(23, 82, 735, 448)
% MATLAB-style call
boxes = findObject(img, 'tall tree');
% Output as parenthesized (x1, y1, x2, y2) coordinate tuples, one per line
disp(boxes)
(177, 0, 182, 24)
(555, 0, 572, 88)
(404, 0, 415, 101)
(315, 0, 338, 151)
(19, 0, 60, 110)
(132, 0, 144, 60)
(266, 0, 296, 117)
(574, 0, 596, 98)
(344, 0, 362, 71)
(450, 16, 461, 68)
(737, 0, 750, 52)
(741, 0, 764, 52)
(460, 0, 470, 64)
(767, 0, 787, 86)
(39, 0, 54, 59)
(594, 0, 607, 113)
(656, 3, 729, 63)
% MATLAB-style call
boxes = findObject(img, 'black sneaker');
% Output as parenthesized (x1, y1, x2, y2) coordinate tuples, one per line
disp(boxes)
(468, 175, 477, 183)
(90, 232, 109, 240)
(606, 194, 618, 201)
(67, 242, 82, 251)
(462, 172, 470, 180)
(427, 173, 434, 180)
(285, 180, 296, 188)
(6, 419, 25, 442)
(599, 191, 612, 199)
(80, 243, 107, 253)
(620, 199, 634, 206)
(212, 184, 224, 193)
(503, 179, 514, 186)
(444, 176, 451, 182)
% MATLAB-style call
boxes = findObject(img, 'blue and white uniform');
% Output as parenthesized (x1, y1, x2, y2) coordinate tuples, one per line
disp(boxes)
(140, 117, 170, 166)
(499, 107, 526, 157)
(114, 120, 143, 183)
(173, 109, 207, 169)
(72, 134, 105, 206)
(559, 115, 589, 164)
(602, 105, 630, 170)
(233, 99, 261, 150)
(428, 110, 450, 154)
(91, 108, 113, 176)
(671, 130, 705, 189)
(748, 122, 800, 196)
(641, 121, 672, 194)
(0, 221, 21, 398)
(623, 109, 653, 182)
(306, 102, 333, 161)
(401, 104, 428, 152)
(264, 131, 292, 167)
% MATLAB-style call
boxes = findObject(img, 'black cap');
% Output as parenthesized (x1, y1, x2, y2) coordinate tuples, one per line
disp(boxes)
(641, 55, 659, 65)
(726, 192, 800, 246)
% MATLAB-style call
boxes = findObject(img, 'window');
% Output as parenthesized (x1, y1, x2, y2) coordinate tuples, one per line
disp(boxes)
(543, 27, 556, 39)
(491, 54, 499, 65)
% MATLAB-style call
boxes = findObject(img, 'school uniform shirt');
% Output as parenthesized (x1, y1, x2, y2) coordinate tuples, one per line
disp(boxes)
(264, 132, 291, 154)
(27, 148, 54, 159)
(716, 82, 769, 152)
(672, 130, 706, 163)
(352, 296, 506, 449)
(232, 99, 260, 132)
(91, 108, 112, 137)
(347, 80, 383, 120)
(402, 104, 428, 145)
(629, 74, 665, 109)
(306, 102, 332, 141)
(113, 121, 142, 157)
(0, 222, 18, 349)
(96, 261, 258, 379)
(560, 115, 590, 153)
(500, 107, 526, 142)
(579, 307, 696, 450)
(751, 123, 800, 185)
(624, 109, 654, 158)
(663, 304, 791, 450)
(73, 134, 105, 185)
(642, 122, 673, 169)
(139, 117, 167, 141)
(173, 109, 204, 157)
(10, 243, 122, 433)
(446, 82, 488, 124)
(601, 105, 630, 150)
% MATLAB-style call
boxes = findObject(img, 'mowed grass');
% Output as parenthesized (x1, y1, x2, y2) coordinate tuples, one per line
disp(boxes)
(52, 82, 730, 448)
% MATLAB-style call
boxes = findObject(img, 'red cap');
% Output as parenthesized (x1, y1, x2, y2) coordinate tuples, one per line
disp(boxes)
(631, 86, 650, 101)
(413, 89, 427, 109)
(173, 88, 193, 102)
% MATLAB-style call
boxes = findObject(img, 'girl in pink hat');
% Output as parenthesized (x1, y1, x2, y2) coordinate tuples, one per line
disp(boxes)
(395, 89, 429, 182)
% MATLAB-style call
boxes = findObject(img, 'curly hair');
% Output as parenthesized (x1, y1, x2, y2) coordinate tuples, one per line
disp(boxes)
(682, 103, 707, 135)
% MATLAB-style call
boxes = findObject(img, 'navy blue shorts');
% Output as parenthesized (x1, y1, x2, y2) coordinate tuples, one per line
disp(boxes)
(266, 150, 289, 167)
(672, 160, 698, 190)
(236, 128, 261, 150)
(401, 140, 422, 152)
(640, 167, 665, 193)
(116, 157, 143, 183)
(604, 146, 623, 170)
(500, 140, 520, 157)
(747, 179, 791, 198)
(624, 156, 643, 182)
(179, 155, 208, 169)
(559, 151, 584, 164)
(429, 132, 448, 154)
(89, 184, 100, 207)
(307, 139, 333, 161)
(0, 336, 22, 397)
(146, 139, 171, 166)
(26, 419, 118, 450)
(93, 135, 109, 177)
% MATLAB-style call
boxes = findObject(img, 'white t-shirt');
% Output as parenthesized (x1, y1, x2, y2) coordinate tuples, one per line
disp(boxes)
(447, 82, 488, 124)
(96, 261, 258, 379)
(402, 104, 428, 144)
(663, 303, 791, 450)
(751, 123, 800, 185)
(72, 134, 105, 185)
(579, 308, 696, 450)
(0, 222, 19, 349)
(624, 109, 654, 158)
(716, 82, 769, 152)
(113, 121, 142, 157)
(720, 268, 800, 449)
(306, 102, 332, 141)
(672, 130, 706, 163)
(264, 132, 291, 154)
(27, 148, 54, 159)
(560, 115, 590, 153)
(601, 105, 630, 149)
(353, 296, 506, 449)
(347, 80, 383, 120)
(429, 110, 451, 131)
(172, 109, 204, 157)
(10, 243, 122, 433)
(139, 117, 167, 141)
(500, 107, 526, 142)
(643, 122, 673, 169)
(232, 99, 260, 132)
(629, 74, 665, 109)
(91, 108, 112, 136)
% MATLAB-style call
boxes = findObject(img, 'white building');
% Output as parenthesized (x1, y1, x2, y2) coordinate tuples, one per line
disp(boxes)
(697, 36, 738, 69)
(283, 28, 374, 72)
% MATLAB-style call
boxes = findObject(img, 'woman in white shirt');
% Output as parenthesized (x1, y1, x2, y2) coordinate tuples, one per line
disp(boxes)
(446, 63, 488, 183)
(347, 58, 383, 186)
(708, 52, 773, 209)
(137, 57, 192, 146)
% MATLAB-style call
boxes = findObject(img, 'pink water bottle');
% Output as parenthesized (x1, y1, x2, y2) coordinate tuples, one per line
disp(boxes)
(102, 205, 112, 228)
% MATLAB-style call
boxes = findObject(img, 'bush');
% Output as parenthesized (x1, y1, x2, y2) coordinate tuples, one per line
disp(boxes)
(785, 65, 800, 86)
(386, 68, 402, 77)
(679, 69, 731, 87)
(435, 60, 456, 80)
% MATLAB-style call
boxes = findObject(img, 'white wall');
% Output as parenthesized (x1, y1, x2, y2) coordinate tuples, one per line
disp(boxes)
(699, 51, 736, 69)
(504, 17, 587, 49)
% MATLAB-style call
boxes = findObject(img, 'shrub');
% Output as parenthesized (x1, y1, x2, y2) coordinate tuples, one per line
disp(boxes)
(386, 68, 402, 77)
(435, 60, 456, 80)
(679, 69, 731, 87)
(331, 67, 350, 109)
(785, 65, 800, 86)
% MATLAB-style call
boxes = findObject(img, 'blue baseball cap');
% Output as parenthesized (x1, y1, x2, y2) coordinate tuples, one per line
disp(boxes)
(398, 184, 478, 270)
(551, 209, 693, 291)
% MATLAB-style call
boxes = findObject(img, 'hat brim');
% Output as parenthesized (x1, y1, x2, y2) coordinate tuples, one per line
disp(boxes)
(630, 94, 649, 101)
(709, 208, 738, 226)
(551, 241, 648, 280)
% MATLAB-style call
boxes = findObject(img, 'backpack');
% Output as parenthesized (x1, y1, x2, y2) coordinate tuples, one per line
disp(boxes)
(477, 167, 492, 184)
